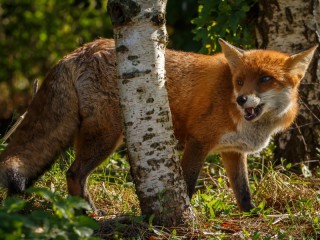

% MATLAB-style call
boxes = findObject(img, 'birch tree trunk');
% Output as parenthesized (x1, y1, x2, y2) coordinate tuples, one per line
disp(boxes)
(256, 0, 320, 167)
(107, 0, 191, 226)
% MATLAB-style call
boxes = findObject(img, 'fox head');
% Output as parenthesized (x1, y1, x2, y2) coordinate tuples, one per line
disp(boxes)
(219, 39, 317, 122)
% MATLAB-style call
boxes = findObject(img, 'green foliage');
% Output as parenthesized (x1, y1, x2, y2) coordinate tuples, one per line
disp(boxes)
(0, 0, 114, 122)
(192, 176, 236, 219)
(0, 142, 319, 238)
(91, 149, 131, 185)
(166, 0, 201, 52)
(0, 0, 112, 86)
(192, 0, 257, 53)
(193, 190, 235, 218)
(0, 187, 99, 239)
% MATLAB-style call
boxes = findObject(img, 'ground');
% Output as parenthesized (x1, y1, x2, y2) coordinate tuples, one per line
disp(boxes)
(0, 145, 319, 239)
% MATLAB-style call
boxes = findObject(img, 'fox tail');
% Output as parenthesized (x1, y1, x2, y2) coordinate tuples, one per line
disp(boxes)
(0, 60, 79, 194)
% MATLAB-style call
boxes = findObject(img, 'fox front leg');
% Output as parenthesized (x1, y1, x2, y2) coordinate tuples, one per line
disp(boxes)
(181, 140, 209, 198)
(221, 151, 254, 212)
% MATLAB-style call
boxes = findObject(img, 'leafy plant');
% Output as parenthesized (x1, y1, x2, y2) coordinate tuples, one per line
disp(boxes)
(193, 184, 236, 219)
(0, 140, 6, 153)
(192, 0, 257, 53)
(0, 187, 100, 239)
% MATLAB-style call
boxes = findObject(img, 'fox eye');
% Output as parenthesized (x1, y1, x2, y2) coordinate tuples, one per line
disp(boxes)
(237, 79, 244, 86)
(260, 76, 273, 83)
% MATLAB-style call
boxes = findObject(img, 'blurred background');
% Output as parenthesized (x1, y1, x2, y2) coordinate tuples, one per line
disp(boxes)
(0, 0, 203, 136)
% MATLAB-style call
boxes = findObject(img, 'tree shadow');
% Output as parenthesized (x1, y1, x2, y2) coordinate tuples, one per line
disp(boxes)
(95, 214, 203, 239)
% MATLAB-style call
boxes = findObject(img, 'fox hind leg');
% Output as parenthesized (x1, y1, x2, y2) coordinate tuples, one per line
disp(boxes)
(66, 115, 122, 214)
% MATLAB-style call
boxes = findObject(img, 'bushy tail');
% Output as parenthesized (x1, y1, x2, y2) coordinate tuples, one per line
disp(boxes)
(0, 61, 79, 193)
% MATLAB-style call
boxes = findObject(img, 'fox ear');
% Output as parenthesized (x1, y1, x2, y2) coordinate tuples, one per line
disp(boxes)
(286, 45, 318, 79)
(219, 38, 244, 72)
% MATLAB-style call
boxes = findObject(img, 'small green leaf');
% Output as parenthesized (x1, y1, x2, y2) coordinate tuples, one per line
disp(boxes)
(74, 215, 99, 230)
(3, 197, 25, 213)
(66, 195, 91, 211)
(27, 187, 55, 201)
(73, 226, 95, 237)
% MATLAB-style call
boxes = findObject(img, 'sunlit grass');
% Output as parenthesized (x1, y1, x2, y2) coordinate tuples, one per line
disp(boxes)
(0, 141, 319, 239)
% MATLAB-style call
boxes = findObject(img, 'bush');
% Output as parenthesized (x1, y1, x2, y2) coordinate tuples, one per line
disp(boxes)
(192, 0, 256, 53)
(0, 187, 100, 240)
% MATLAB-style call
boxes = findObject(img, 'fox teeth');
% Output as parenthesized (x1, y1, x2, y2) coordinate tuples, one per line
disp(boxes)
(245, 107, 255, 115)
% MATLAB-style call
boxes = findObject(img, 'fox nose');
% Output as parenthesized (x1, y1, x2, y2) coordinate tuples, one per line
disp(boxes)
(236, 95, 247, 106)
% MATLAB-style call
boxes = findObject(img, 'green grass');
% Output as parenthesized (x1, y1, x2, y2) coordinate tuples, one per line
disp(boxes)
(0, 141, 320, 239)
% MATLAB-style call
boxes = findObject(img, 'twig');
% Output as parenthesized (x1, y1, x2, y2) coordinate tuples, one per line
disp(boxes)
(294, 122, 308, 154)
(1, 112, 27, 143)
(32, 79, 39, 99)
(1, 79, 39, 143)
(268, 213, 291, 224)
(268, 211, 320, 225)
(299, 96, 320, 123)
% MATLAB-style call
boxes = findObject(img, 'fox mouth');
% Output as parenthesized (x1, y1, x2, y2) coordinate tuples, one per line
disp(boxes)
(244, 104, 264, 121)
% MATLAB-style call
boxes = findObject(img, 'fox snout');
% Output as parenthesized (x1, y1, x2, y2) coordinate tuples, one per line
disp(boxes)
(236, 94, 264, 121)
(236, 94, 261, 108)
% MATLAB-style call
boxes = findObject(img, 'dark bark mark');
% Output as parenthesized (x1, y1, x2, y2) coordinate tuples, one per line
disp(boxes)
(128, 55, 139, 60)
(156, 116, 169, 123)
(159, 172, 174, 182)
(146, 109, 154, 115)
(156, 29, 168, 44)
(309, 0, 317, 15)
(256, 0, 280, 48)
(147, 158, 165, 170)
(136, 87, 144, 93)
(285, 7, 293, 24)
(143, 11, 165, 26)
(146, 98, 154, 103)
(122, 79, 130, 84)
(145, 151, 154, 156)
(151, 12, 166, 25)
(165, 126, 174, 131)
(128, 55, 140, 66)
(309, 48, 319, 82)
(142, 116, 152, 121)
(302, 22, 309, 41)
(143, 133, 155, 141)
(261, 0, 280, 20)
(116, 45, 128, 53)
(126, 121, 133, 126)
(121, 69, 151, 79)
(159, 110, 169, 116)
(151, 142, 160, 148)
(108, 0, 141, 26)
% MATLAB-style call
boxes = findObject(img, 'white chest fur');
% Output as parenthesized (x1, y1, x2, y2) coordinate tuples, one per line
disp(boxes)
(216, 120, 278, 154)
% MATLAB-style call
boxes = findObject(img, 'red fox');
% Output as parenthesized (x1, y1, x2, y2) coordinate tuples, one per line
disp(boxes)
(0, 39, 317, 212)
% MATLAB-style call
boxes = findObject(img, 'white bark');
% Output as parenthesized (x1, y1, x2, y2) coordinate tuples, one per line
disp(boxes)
(256, 0, 320, 164)
(108, 0, 190, 225)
